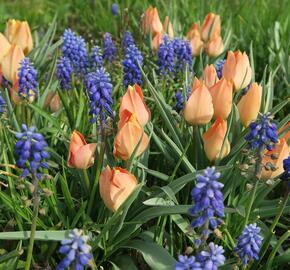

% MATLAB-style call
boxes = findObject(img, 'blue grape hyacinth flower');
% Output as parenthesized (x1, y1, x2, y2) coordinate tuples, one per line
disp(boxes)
(57, 56, 73, 90)
(157, 35, 175, 76)
(18, 58, 38, 97)
(103, 33, 117, 62)
(90, 45, 103, 69)
(281, 156, 290, 181)
(57, 229, 92, 270)
(175, 255, 202, 270)
(173, 38, 193, 71)
(234, 223, 263, 265)
(245, 113, 278, 151)
(84, 68, 113, 123)
(198, 242, 225, 270)
(111, 3, 118, 16)
(15, 124, 49, 178)
(122, 44, 143, 87)
(122, 31, 135, 52)
(175, 87, 191, 111)
(0, 92, 6, 114)
(189, 167, 224, 232)
(214, 59, 225, 79)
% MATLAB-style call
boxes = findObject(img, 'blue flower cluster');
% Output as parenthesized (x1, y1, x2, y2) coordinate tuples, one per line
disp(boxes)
(245, 113, 278, 151)
(189, 167, 224, 232)
(90, 45, 103, 69)
(57, 56, 73, 90)
(214, 59, 225, 79)
(111, 3, 118, 16)
(175, 87, 191, 111)
(57, 229, 92, 270)
(62, 29, 88, 76)
(0, 92, 6, 114)
(234, 223, 263, 265)
(122, 44, 143, 87)
(84, 68, 113, 123)
(176, 243, 225, 270)
(241, 84, 251, 96)
(103, 33, 117, 62)
(15, 124, 49, 178)
(122, 31, 135, 52)
(281, 156, 290, 181)
(157, 35, 175, 76)
(18, 58, 38, 97)
(173, 38, 193, 71)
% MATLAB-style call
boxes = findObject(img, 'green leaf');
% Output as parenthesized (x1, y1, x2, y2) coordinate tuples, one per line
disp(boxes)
(0, 230, 70, 241)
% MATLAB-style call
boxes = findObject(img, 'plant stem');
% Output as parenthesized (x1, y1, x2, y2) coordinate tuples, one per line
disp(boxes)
(82, 169, 91, 194)
(223, 228, 236, 249)
(25, 175, 40, 270)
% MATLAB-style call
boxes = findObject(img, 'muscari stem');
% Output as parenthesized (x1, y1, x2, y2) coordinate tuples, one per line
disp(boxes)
(25, 175, 40, 270)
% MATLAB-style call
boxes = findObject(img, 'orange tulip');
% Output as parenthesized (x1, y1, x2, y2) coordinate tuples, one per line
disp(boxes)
(99, 166, 138, 211)
(209, 78, 233, 119)
(205, 34, 224, 57)
(0, 33, 11, 62)
(119, 84, 151, 128)
(261, 139, 289, 179)
(202, 64, 218, 88)
(183, 78, 214, 125)
(44, 92, 61, 112)
(186, 23, 203, 56)
(222, 50, 252, 91)
(163, 16, 174, 38)
(5, 19, 33, 55)
(141, 7, 163, 36)
(202, 117, 231, 161)
(67, 131, 97, 169)
(237, 83, 262, 127)
(151, 32, 163, 51)
(201, 13, 221, 42)
(114, 111, 149, 160)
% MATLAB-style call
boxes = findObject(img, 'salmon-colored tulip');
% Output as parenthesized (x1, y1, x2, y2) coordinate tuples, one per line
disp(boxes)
(141, 7, 163, 36)
(151, 32, 163, 51)
(99, 166, 138, 211)
(119, 84, 151, 128)
(202, 64, 218, 88)
(1, 44, 24, 83)
(163, 16, 174, 38)
(114, 111, 149, 160)
(183, 78, 214, 125)
(201, 13, 221, 42)
(202, 117, 231, 161)
(209, 78, 233, 119)
(205, 34, 224, 57)
(237, 83, 262, 127)
(186, 24, 203, 56)
(67, 131, 97, 169)
(5, 20, 33, 55)
(44, 92, 61, 112)
(222, 50, 252, 91)
(0, 33, 11, 62)
(261, 139, 289, 179)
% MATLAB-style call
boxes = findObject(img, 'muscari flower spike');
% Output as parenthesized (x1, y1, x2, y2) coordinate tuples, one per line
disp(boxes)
(173, 38, 193, 71)
(234, 223, 263, 265)
(18, 58, 38, 97)
(111, 3, 118, 16)
(57, 56, 73, 90)
(244, 113, 278, 151)
(103, 33, 117, 62)
(90, 45, 103, 69)
(62, 29, 88, 76)
(0, 92, 6, 114)
(281, 156, 290, 181)
(157, 35, 175, 76)
(175, 255, 202, 270)
(122, 44, 143, 87)
(189, 167, 224, 233)
(175, 87, 191, 111)
(122, 31, 135, 52)
(15, 124, 49, 178)
(84, 67, 113, 123)
(57, 229, 92, 270)
(214, 59, 225, 80)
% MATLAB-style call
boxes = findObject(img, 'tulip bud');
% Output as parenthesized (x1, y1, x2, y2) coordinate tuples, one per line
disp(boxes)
(141, 7, 163, 36)
(0, 33, 11, 62)
(186, 24, 203, 56)
(205, 34, 224, 57)
(261, 139, 289, 179)
(67, 131, 97, 169)
(119, 84, 151, 128)
(209, 78, 233, 120)
(202, 64, 218, 88)
(151, 32, 163, 51)
(99, 166, 138, 211)
(222, 50, 252, 91)
(201, 13, 221, 42)
(163, 16, 174, 38)
(237, 83, 262, 127)
(114, 111, 149, 160)
(202, 117, 231, 161)
(183, 78, 214, 125)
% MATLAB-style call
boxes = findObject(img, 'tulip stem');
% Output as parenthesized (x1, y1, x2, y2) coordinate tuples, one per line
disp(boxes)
(82, 169, 91, 194)
(25, 175, 40, 270)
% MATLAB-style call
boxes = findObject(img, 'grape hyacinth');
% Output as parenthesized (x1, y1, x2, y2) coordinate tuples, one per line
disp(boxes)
(61, 29, 88, 76)
(15, 125, 49, 178)
(18, 58, 38, 97)
(234, 223, 263, 265)
(57, 56, 73, 90)
(189, 167, 224, 232)
(57, 229, 92, 270)
(281, 156, 290, 181)
(103, 33, 117, 62)
(0, 92, 6, 114)
(198, 242, 225, 269)
(122, 31, 135, 51)
(241, 84, 251, 96)
(173, 38, 193, 71)
(245, 113, 278, 151)
(90, 45, 103, 69)
(111, 3, 118, 16)
(214, 59, 225, 79)
(175, 87, 191, 111)
(157, 35, 175, 76)
(175, 255, 202, 270)
(84, 68, 113, 123)
(122, 44, 143, 87)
